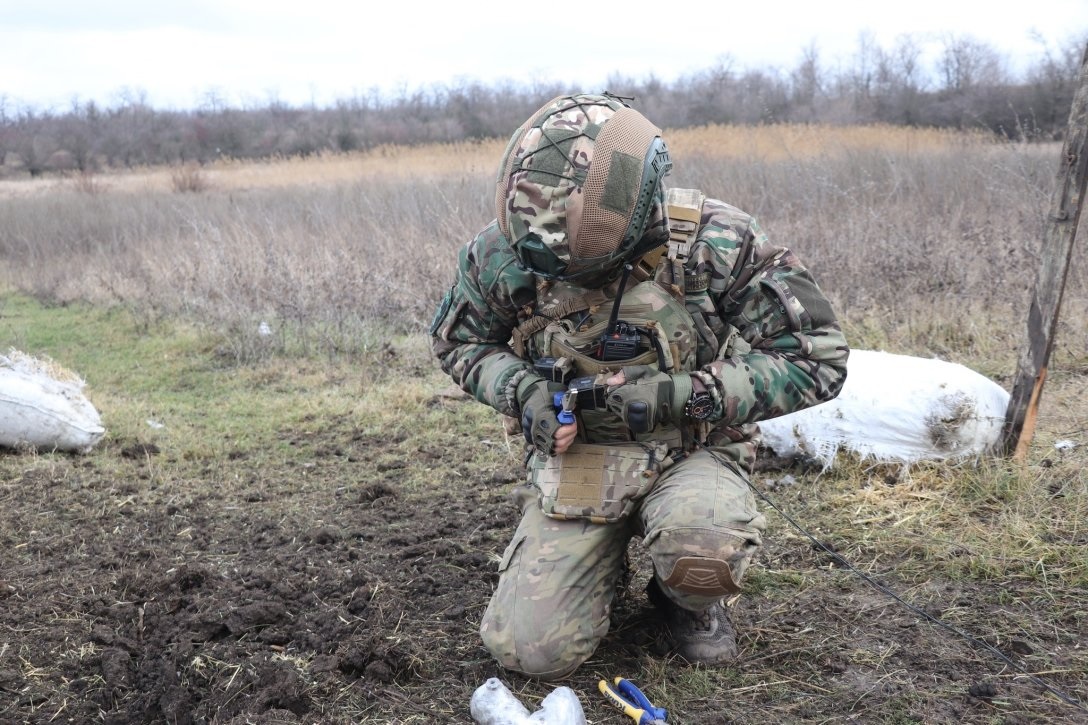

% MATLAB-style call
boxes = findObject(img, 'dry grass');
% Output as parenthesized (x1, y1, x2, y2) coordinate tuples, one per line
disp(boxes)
(0, 124, 992, 198)
(170, 162, 212, 193)
(0, 141, 506, 199)
(1, 123, 1079, 366)
(1, 348, 86, 385)
(666, 122, 991, 161)
(70, 170, 109, 196)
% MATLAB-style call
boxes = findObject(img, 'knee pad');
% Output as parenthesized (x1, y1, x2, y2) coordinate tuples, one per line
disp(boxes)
(648, 525, 758, 598)
(661, 555, 740, 597)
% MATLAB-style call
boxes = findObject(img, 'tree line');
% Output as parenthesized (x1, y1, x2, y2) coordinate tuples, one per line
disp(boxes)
(1, 32, 1084, 177)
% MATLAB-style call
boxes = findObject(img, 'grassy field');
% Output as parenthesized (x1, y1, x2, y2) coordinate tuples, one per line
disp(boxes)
(1, 124, 1087, 723)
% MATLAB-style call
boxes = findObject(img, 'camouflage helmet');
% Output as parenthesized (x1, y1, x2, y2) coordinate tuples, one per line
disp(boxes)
(495, 93, 672, 283)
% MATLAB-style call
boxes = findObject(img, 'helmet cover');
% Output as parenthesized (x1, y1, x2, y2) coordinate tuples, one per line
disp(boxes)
(495, 93, 672, 283)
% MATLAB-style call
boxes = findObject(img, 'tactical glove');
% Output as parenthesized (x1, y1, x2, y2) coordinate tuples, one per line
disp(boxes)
(516, 374, 567, 457)
(605, 365, 694, 434)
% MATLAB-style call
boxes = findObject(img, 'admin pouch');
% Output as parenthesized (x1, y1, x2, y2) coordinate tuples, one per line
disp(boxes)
(529, 441, 673, 523)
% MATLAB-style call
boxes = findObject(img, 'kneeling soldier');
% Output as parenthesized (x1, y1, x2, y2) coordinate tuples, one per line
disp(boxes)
(431, 93, 849, 680)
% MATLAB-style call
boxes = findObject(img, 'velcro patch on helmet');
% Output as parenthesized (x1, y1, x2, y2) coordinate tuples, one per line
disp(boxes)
(600, 150, 642, 215)
(524, 129, 580, 186)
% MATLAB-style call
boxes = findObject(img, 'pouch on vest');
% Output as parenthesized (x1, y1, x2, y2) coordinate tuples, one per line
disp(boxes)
(532, 280, 698, 377)
(529, 441, 671, 523)
(542, 314, 677, 376)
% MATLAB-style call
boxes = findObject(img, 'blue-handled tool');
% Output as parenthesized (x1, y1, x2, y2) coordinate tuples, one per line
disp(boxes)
(597, 677, 667, 724)
(552, 390, 576, 425)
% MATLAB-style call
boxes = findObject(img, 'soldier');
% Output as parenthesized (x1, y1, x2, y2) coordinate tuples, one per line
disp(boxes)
(431, 93, 848, 680)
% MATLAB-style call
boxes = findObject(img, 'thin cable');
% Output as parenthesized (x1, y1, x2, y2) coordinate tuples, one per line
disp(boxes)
(696, 441, 1088, 714)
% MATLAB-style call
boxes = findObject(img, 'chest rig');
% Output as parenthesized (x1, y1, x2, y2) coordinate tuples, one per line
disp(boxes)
(510, 187, 707, 370)
(509, 189, 706, 445)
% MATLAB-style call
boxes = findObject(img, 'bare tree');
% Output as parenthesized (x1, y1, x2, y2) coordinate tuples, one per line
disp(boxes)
(684, 56, 741, 126)
(1, 32, 1084, 178)
(873, 34, 927, 124)
(12, 110, 56, 177)
(1024, 31, 1088, 137)
(846, 31, 880, 118)
(938, 34, 1007, 94)
(790, 42, 824, 120)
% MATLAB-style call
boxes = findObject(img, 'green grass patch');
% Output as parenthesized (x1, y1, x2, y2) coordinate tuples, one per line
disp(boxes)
(0, 291, 520, 487)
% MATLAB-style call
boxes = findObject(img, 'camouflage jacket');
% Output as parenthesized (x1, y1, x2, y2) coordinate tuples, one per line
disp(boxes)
(431, 197, 849, 465)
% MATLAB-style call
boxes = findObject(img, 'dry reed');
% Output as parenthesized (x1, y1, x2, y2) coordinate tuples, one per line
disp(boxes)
(0, 124, 1081, 364)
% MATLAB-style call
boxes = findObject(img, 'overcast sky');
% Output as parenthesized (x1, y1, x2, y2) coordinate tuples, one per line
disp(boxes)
(2, 0, 1086, 112)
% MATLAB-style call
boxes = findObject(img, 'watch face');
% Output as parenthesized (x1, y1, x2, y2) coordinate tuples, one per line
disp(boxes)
(687, 394, 714, 420)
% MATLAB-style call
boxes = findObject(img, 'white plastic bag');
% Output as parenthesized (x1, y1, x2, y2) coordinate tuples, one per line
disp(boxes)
(758, 349, 1009, 468)
(0, 350, 105, 453)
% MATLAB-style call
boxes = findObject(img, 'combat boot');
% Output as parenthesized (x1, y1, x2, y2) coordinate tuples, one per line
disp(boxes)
(647, 578, 739, 665)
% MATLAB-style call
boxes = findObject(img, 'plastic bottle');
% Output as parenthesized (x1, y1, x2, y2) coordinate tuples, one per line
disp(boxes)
(470, 677, 587, 725)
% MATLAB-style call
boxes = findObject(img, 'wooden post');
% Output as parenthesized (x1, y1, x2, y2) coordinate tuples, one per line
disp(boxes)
(1001, 43, 1088, 459)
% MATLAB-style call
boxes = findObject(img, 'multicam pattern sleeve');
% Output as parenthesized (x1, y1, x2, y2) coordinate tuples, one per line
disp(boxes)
(685, 198, 848, 427)
(432, 200, 848, 428)
(430, 222, 537, 417)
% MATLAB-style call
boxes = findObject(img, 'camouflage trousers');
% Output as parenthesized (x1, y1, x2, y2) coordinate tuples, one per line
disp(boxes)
(479, 448, 766, 680)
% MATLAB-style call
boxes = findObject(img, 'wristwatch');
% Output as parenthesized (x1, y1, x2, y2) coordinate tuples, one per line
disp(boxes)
(685, 375, 714, 420)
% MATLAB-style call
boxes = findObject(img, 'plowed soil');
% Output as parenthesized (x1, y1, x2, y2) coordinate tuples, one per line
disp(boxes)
(1, 400, 1085, 724)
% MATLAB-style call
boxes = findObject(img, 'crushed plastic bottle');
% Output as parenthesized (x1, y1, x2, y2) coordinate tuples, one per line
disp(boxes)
(470, 677, 587, 725)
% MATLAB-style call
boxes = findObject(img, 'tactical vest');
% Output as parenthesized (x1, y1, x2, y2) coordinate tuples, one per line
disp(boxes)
(527, 279, 697, 376)
(512, 188, 707, 447)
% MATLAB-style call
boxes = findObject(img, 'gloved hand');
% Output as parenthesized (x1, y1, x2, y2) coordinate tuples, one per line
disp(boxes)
(605, 365, 693, 434)
(516, 374, 569, 457)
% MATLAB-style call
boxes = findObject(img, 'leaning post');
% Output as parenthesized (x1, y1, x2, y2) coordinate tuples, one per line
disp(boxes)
(1001, 42, 1088, 459)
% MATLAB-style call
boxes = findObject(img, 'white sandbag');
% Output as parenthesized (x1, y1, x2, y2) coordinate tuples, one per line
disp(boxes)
(758, 349, 1009, 468)
(0, 350, 105, 453)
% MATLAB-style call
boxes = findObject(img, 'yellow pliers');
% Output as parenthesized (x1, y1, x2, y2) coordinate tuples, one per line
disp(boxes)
(598, 677, 668, 724)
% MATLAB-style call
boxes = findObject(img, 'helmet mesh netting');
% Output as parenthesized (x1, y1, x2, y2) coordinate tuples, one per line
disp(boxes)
(574, 108, 661, 259)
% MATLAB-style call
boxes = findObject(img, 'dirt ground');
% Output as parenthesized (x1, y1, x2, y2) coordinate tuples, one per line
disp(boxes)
(1, 397, 1086, 724)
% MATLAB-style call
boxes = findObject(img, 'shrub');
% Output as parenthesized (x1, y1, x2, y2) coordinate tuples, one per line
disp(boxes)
(170, 163, 210, 193)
